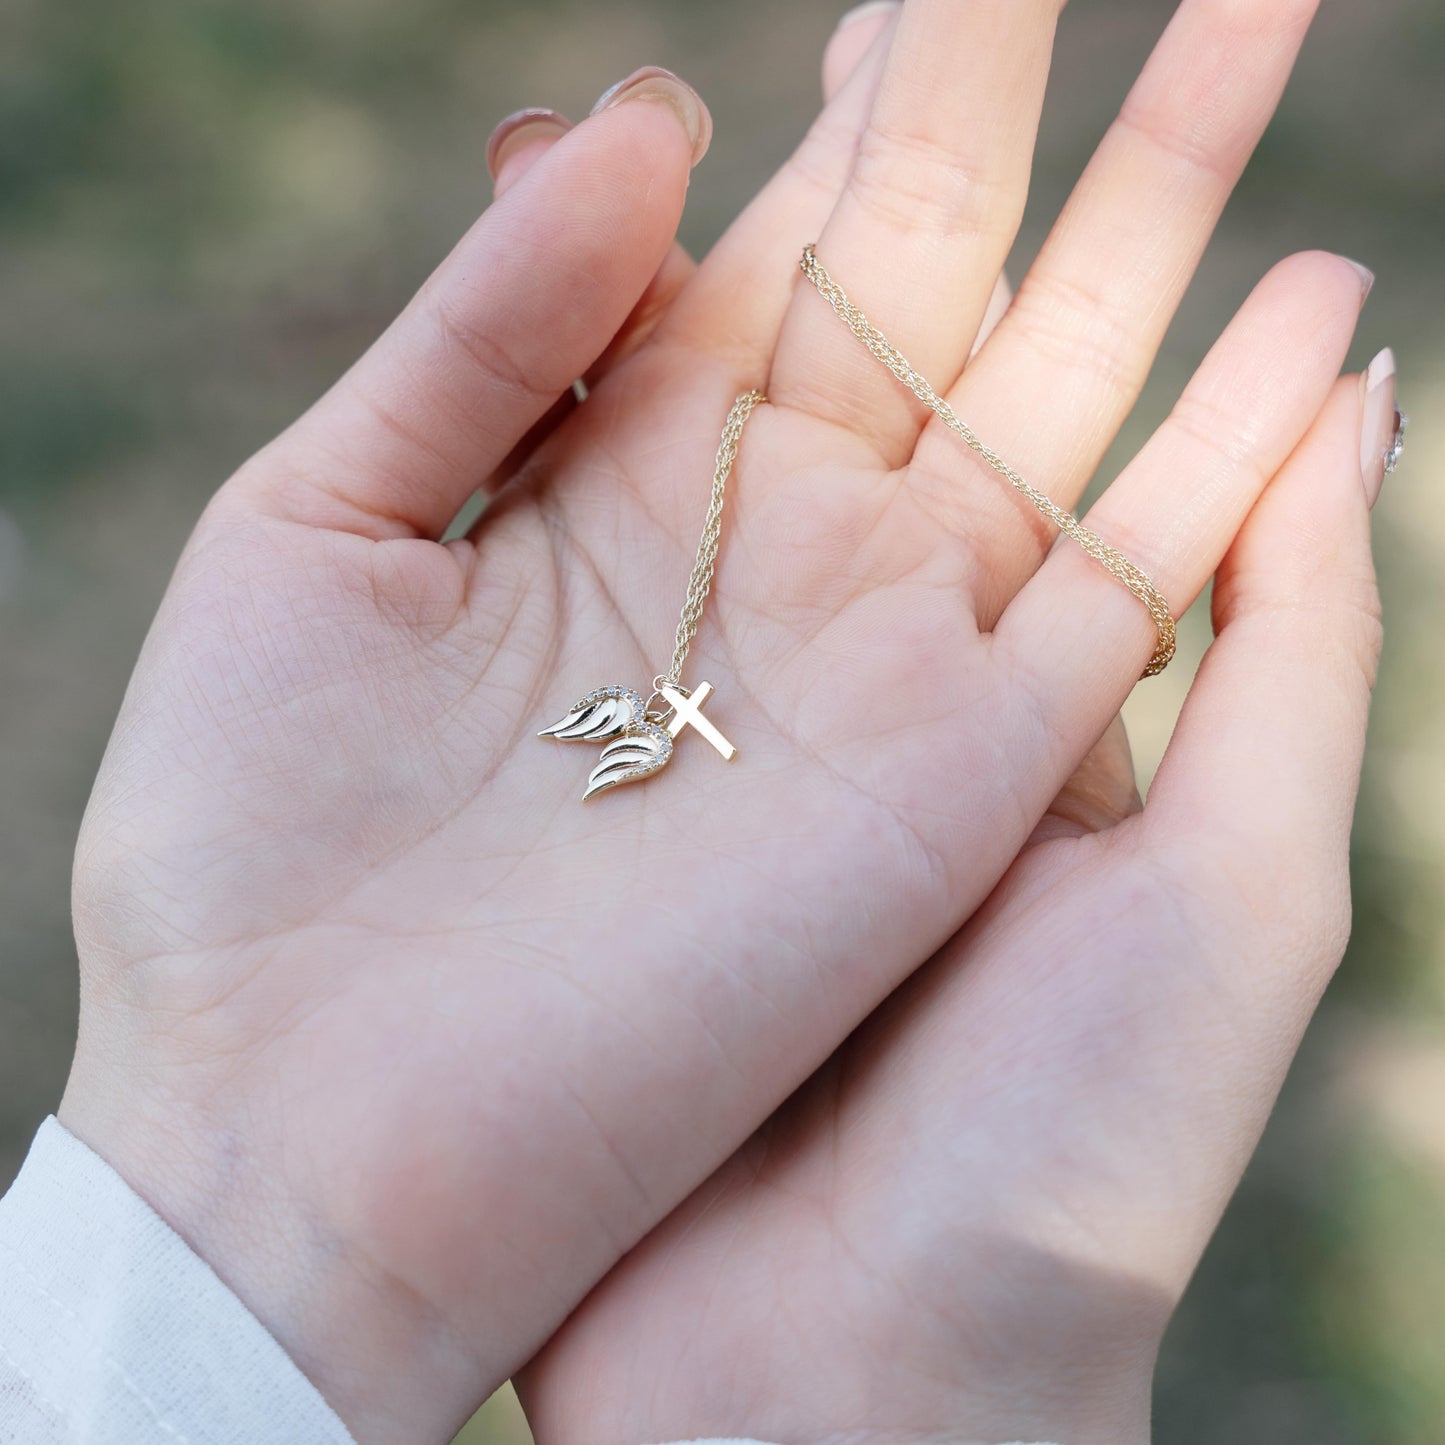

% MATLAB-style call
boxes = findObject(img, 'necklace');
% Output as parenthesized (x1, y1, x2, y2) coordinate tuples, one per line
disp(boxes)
(540, 390, 765, 801)
(799, 245, 1176, 679)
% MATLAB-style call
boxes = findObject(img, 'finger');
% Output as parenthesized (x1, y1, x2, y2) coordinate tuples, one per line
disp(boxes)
(489, 107, 697, 400)
(475, 236, 700, 503)
(562, 9, 898, 399)
(1028, 714, 1142, 846)
(480, 107, 699, 498)
(653, 8, 899, 367)
(942, 0, 1323, 615)
(479, 110, 592, 497)
(924, 0, 1325, 618)
(972, 271, 1011, 362)
(478, 20, 901, 500)
(822, 1, 898, 98)
(236, 72, 709, 540)
(606, 5, 898, 388)
(769, 0, 1062, 462)
(1147, 368, 1384, 904)
(994, 251, 1370, 804)
(1075, 374, 1383, 1290)
(485, 107, 572, 192)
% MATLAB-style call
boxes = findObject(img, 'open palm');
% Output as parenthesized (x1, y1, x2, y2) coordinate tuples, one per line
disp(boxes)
(58, 1, 1380, 1442)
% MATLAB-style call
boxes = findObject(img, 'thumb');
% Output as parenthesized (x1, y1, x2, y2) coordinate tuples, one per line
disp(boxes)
(236, 69, 710, 540)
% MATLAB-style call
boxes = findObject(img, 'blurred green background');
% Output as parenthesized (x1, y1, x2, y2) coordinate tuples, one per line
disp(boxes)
(1, 1, 1440, 1441)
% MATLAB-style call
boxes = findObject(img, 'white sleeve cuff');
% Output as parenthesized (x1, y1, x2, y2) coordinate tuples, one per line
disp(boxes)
(0, 1118, 1056, 1445)
(0, 1116, 354, 1443)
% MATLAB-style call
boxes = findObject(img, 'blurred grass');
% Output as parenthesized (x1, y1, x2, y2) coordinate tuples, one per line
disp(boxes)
(0, 2, 1441, 1442)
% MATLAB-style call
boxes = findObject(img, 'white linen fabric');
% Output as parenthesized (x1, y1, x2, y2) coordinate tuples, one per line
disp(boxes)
(0, 1117, 1055, 1445)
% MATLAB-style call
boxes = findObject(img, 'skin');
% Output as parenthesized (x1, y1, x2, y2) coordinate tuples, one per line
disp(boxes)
(54, 0, 1388, 1442)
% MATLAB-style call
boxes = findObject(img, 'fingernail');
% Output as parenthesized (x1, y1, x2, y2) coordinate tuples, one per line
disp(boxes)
(486, 108, 571, 181)
(1342, 256, 1376, 299)
(834, 0, 901, 30)
(1360, 346, 1400, 508)
(591, 67, 712, 167)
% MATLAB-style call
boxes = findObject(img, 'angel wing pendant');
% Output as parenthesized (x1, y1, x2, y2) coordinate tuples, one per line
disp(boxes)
(540, 680, 734, 801)
(538, 685, 673, 800)
(581, 721, 674, 801)
(537, 685, 648, 742)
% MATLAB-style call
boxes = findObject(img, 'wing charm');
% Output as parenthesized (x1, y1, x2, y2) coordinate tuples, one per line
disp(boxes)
(539, 685, 673, 800)
(537, 685, 647, 742)
(541, 680, 738, 801)
(583, 720, 673, 801)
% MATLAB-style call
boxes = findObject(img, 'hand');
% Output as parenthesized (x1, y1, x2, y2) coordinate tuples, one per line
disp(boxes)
(519, 369, 1389, 1445)
(58, 1, 1371, 1442)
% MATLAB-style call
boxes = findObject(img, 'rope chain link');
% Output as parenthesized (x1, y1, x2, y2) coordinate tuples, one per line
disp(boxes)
(663, 389, 768, 690)
(799, 245, 1176, 678)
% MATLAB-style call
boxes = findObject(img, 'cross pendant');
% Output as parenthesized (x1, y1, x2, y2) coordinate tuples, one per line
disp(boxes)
(658, 681, 737, 761)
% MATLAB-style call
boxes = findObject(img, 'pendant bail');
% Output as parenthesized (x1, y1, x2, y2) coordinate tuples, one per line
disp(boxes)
(645, 674, 682, 716)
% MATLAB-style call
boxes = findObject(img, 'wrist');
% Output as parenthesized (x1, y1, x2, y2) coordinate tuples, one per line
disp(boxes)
(58, 1025, 481, 1444)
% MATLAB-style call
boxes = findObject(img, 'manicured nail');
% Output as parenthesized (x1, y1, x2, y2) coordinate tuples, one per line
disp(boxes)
(1360, 346, 1400, 508)
(486, 108, 571, 181)
(591, 67, 712, 167)
(1342, 256, 1376, 298)
(834, 0, 901, 30)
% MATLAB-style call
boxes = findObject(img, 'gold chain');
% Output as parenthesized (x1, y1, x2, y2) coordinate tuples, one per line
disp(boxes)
(662, 389, 767, 689)
(799, 245, 1176, 679)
